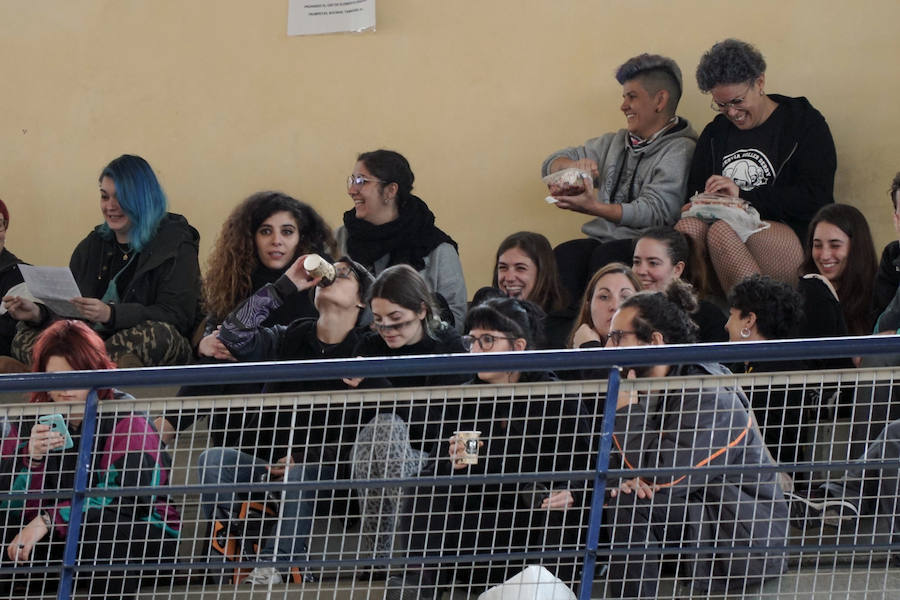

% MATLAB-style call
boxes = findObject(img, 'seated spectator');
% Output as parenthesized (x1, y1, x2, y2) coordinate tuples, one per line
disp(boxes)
(159, 253, 372, 440)
(347, 264, 468, 562)
(196, 191, 337, 363)
(568, 262, 642, 348)
(872, 172, 900, 328)
(0, 320, 179, 598)
(5, 154, 201, 368)
(386, 297, 592, 598)
(677, 39, 836, 293)
(799, 203, 877, 338)
(337, 149, 466, 330)
(542, 53, 697, 303)
(632, 227, 727, 342)
(191, 256, 374, 587)
(726, 275, 807, 466)
(0, 197, 26, 367)
(603, 280, 788, 598)
(490, 231, 574, 348)
(218, 255, 373, 374)
(349, 264, 467, 389)
(463, 297, 554, 385)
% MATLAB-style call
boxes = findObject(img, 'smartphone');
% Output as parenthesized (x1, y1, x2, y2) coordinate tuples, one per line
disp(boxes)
(37, 413, 74, 451)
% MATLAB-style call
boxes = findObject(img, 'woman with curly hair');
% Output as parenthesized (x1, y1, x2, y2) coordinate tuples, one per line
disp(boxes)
(197, 191, 337, 361)
(603, 280, 787, 597)
(726, 275, 807, 465)
(677, 39, 836, 293)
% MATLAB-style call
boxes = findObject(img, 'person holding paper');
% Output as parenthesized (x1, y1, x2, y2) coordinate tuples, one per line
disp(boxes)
(3, 154, 200, 368)
(0, 198, 27, 363)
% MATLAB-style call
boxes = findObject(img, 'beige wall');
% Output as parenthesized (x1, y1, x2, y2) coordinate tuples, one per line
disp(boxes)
(1, 1, 898, 293)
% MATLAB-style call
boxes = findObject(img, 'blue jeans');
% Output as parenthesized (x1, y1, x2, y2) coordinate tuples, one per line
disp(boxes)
(197, 447, 332, 563)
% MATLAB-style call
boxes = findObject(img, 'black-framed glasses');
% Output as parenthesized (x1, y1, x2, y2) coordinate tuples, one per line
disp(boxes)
(461, 333, 517, 352)
(371, 319, 417, 333)
(347, 174, 384, 190)
(334, 264, 355, 280)
(607, 330, 638, 347)
(710, 81, 754, 113)
(0, 217, 7, 231)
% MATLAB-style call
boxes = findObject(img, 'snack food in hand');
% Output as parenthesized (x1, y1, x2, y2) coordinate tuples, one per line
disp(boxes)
(542, 167, 589, 197)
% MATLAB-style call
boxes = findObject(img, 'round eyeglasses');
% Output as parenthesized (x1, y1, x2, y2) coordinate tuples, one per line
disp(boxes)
(461, 333, 517, 352)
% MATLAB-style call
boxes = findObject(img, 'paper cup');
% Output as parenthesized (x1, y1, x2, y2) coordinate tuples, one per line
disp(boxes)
(303, 254, 336, 286)
(455, 430, 482, 464)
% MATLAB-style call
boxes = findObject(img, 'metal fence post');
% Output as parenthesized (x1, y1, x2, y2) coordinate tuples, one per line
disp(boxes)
(57, 388, 100, 600)
(577, 366, 621, 600)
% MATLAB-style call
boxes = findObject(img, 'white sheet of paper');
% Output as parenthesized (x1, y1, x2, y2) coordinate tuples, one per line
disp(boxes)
(19, 266, 83, 319)
(0, 282, 37, 315)
(287, 0, 375, 36)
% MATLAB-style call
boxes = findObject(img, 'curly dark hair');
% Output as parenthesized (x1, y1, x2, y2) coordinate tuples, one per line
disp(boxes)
(203, 191, 337, 321)
(728, 275, 804, 340)
(465, 297, 546, 350)
(620, 279, 699, 344)
(695, 39, 767, 92)
(800, 203, 877, 335)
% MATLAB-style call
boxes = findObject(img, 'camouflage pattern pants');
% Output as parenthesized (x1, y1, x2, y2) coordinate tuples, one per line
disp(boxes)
(11, 320, 192, 367)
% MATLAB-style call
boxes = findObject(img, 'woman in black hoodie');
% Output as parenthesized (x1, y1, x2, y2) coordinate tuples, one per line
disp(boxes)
(676, 39, 836, 293)
(386, 297, 592, 599)
(347, 264, 468, 562)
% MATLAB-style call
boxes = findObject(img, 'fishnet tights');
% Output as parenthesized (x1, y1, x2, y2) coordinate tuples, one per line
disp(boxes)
(676, 217, 803, 293)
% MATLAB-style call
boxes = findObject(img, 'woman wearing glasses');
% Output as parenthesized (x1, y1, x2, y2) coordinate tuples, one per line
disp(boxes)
(677, 39, 836, 293)
(338, 149, 467, 331)
(386, 297, 592, 598)
(191, 254, 375, 586)
(602, 279, 788, 597)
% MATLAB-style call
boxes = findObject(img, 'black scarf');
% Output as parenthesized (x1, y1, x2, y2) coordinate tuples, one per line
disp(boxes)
(342, 195, 458, 271)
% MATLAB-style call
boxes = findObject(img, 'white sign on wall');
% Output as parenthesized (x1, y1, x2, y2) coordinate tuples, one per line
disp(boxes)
(287, 0, 376, 36)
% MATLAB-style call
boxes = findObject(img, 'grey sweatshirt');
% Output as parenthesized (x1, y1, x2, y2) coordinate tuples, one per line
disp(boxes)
(541, 119, 697, 241)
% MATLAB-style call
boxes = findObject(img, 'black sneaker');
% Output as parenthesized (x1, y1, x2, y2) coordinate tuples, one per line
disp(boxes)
(786, 488, 860, 528)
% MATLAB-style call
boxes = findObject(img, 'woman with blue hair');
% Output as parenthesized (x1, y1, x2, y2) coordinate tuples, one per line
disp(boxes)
(5, 154, 201, 367)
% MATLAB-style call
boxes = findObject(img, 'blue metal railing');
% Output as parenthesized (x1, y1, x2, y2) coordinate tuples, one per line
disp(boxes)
(1, 335, 898, 600)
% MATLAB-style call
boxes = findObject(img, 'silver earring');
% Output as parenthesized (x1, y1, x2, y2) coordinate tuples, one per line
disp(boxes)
(740, 327, 751, 339)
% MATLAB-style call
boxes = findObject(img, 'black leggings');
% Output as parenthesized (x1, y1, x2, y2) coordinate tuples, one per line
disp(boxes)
(0, 508, 178, 599)
(404, 480, 581, 592)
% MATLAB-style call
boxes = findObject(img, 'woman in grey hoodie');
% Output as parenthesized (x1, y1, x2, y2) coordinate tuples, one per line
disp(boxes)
(542, 53, 697, 304)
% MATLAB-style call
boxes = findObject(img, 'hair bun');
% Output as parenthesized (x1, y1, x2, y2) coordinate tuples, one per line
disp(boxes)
(664, 279, 699, 315)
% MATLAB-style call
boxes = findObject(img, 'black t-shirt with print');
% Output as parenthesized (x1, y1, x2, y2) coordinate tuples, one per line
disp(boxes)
(720, 103, 787, 195)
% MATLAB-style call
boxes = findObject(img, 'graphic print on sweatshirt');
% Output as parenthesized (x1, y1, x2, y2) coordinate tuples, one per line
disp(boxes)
(721, 148, 775, 192)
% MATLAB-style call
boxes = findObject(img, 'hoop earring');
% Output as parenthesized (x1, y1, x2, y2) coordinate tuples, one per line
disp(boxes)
(740, 327, 751, 339)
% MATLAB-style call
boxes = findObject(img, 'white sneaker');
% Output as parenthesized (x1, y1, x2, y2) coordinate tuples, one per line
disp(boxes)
(244, 567, 283, 585)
